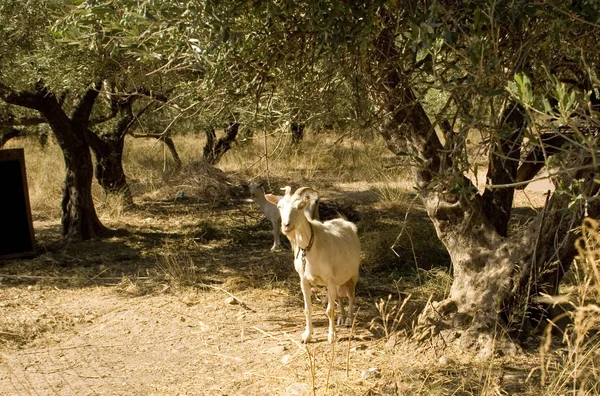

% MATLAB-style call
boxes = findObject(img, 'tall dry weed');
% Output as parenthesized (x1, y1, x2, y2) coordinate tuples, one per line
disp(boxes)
(541, 217, 600, 394)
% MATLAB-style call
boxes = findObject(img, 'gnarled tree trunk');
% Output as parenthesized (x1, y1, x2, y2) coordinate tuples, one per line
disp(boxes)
(202, 121, 240, 164)
(130, 133, 182, 171)
(369, 28, 599, 357)
(87, 131, 132, 205)
(290, 122, 305, 144)
(0, 81, 112, 240)
(43, 83, 113, 239)
(86, 96, 137, 206)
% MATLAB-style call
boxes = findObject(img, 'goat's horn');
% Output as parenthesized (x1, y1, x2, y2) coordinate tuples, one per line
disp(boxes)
(281, 186, 292, 196)
(294, 187, 319, 202)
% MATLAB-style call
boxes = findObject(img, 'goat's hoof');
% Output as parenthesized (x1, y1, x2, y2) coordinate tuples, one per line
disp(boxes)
(301, 331, 312, 343)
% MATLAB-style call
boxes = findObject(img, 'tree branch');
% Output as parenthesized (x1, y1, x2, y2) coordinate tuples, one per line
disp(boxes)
(114, 96, 136, 140)
(0, 126, 22, 147)
(89, 94, 119, 126)
(0, 82, 45, 110)
(132, 87, 170, 103)
(130, 132, 182, 170)
(72, 81, 102, 129)
(0, 115, 46, 127)
(515, 131, 573, 188)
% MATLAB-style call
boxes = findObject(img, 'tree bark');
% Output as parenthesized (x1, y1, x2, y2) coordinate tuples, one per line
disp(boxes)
(505, 166, 600, 335)
(87, 131, 133, 205)
(1, 114, 50, 147)
(0, 81, 112, 240)
(515, 131, 572, 188)
(481, 104, 526, 237)
(163, 136, 182, 170)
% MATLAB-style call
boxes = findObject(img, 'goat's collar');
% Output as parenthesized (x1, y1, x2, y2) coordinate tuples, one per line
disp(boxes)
(305, 223, 315, 251)
(295, 223, 314, 259)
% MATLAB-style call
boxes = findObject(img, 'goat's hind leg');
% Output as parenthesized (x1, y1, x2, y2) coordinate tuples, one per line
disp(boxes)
(345, 293, 355, 326)
(323, 294, 345, 326)
(335, 281, 355, 327)
(337, 297, 346, 326)
(340, 279, 357, 327)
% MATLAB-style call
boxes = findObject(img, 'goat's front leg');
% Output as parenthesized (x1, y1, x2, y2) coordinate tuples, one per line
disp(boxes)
(271, 219, 281, 251)
(326, 283, 338, 343)
(300, 277, 313, 343)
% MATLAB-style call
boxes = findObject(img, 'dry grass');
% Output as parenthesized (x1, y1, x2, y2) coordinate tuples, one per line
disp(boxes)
(540, 218, 600, 395)
(0, 129, 587, 395)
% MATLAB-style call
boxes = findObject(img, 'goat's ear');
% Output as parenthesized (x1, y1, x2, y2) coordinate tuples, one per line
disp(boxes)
(307, 199, 320, 221)
(265, 194, 280, 205)
(296, 187, 319, 203)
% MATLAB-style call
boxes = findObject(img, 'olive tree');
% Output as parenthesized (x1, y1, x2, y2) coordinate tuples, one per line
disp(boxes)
(0, 0, 177, 237)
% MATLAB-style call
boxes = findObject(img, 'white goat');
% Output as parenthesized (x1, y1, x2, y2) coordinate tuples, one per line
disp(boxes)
(266, 186, 360, 343)
(248, 183, 282, 251)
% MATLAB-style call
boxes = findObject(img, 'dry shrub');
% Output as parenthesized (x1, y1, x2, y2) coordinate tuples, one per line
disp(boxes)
(220, 128, 396, 185)
(142, 160, 242, 202)
(368, 167, 413, 206)
(414, 267, 453, 301)
(542, 217, 600, 394)
(360, 216, 450, 276)
(221, 275, 256, 292)
(157, 251, 201, 288)
(114, 275, 163, 296)
(360, 226, 403, 273)
(94, 189, 131, 219)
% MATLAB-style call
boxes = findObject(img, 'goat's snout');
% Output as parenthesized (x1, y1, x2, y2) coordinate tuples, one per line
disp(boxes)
(282, 222, 294, 233)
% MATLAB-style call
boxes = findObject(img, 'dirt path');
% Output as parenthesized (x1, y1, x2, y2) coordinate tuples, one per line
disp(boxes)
(0, 285, 384, 396)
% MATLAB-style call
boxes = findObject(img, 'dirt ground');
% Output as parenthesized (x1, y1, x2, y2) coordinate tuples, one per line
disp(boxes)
(1, 283, 385, 395)
(0, 186, 547, 395)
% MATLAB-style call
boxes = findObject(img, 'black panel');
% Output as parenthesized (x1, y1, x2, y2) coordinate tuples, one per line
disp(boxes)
(0, 149, 35, 259)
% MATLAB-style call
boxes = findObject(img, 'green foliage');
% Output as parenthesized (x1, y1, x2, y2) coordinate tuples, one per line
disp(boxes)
(0, 0, 103, 92)
(3, 0, 593, 153)
(3, 0, 599, 130)
(2, 0, 600, 209)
